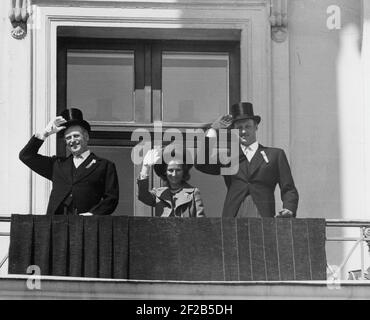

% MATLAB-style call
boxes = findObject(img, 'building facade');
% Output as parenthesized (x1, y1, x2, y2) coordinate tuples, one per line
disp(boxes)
(1, 0, 370, 277)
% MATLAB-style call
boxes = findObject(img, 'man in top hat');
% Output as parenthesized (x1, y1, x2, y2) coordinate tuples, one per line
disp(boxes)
(19, 108, 119, 215)
(195, 102, 298, 218)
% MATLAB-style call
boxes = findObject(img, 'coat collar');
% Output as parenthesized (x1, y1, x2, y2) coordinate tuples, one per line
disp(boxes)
(154, 183, 195, 217)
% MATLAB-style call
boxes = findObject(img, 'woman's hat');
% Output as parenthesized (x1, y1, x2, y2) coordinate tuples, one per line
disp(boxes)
(230, 102, 261, 124)
(153, 144, 194, 179)
(60, 108, 91, 133)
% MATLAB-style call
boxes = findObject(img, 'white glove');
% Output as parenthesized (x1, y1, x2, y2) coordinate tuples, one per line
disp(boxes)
(276, 209, 294, 218)
(210, 114, 233, 130)
(140, 148, 162, 177)
(142, 148, 162, 167)
(79, 212, 93, 216)
(36, 116, 67, 140)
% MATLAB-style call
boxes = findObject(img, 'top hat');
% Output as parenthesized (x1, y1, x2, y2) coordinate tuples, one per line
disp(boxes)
(153, 144, 193, 180)
(230, 102, 261, 124)
(60, 108, 91, 133)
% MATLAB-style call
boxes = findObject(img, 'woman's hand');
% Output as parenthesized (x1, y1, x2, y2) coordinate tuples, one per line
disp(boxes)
(143, 148, 161, 166)
(140, 147, 162, 177)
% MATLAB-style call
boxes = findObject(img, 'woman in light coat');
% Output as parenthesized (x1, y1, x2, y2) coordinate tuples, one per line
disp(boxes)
(137, 146, 205, 218)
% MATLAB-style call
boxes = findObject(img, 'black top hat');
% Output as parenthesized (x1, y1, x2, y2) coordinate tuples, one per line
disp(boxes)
(60, 108, 91, 133)
(230, 102, 261, 124)
(153, 144, 193, 180)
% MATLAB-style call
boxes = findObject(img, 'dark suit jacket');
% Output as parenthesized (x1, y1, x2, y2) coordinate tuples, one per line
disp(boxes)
(19, 136, 119, 215)
(195, 139, 299, 217)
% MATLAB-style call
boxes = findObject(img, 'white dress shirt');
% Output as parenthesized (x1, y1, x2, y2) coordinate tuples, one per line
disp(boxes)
(240, 141, 259, 162)
(73, 150, 91, 168)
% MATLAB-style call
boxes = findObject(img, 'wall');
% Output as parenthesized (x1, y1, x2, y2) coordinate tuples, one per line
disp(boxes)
(288, 0, 368, 275)
(0, 1, 32, 216)
(288, 0, 362, 220)
(0, 0, 33, 275)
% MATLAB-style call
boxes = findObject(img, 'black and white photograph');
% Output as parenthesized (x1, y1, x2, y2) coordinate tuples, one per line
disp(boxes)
(0, 0, 369, 302)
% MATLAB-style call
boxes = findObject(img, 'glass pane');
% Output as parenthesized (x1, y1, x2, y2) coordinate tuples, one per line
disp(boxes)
(89, 145, 134, 216)
(162, 52, 229, 123)
(67, 50, 135, 123)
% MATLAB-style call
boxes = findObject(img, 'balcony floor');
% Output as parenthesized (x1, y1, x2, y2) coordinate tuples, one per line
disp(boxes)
(0, 275, 369, 299)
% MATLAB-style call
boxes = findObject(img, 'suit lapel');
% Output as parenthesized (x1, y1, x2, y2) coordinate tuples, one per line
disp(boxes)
(248, 145, 266, 178)
(73, 153, 101, 184)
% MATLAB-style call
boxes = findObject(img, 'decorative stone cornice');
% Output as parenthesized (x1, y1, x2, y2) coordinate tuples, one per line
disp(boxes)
(364, 228, 370, 251)
(269, 0, 288, 42)
(9, 0, 31, 40)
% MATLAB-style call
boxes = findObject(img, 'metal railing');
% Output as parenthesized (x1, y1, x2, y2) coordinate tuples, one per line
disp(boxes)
(1, 215, 370, 280)
(326, 219, 370, 280)
(0, 215, 11, 271)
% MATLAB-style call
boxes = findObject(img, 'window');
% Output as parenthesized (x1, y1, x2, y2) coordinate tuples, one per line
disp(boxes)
(161, 52, 229, 123)
(57, 36, 240, 216)
(67, 50, 135, 124)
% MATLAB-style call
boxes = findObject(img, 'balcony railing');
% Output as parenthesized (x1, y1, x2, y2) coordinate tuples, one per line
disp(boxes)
(325, 220, 370, 281)
(0, 215, 10, 272)
(1, 215, 370, 281)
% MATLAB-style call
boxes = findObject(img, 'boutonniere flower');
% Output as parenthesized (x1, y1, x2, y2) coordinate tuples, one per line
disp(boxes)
(86, 159, 96, 169)
(260, 151, 269, 163)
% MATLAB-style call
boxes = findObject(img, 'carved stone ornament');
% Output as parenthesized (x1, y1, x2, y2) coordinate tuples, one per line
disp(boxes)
(364, 228, 370, 252)
(9, 0, 31, 40)
(270, 0, 288, 43)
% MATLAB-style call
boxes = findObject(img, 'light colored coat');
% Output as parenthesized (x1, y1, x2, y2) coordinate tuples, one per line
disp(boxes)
(137, 178, 205, 217)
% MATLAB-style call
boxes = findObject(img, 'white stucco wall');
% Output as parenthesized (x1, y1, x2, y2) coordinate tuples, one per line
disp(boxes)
(289, 0, 363, 220)
(0, 1, 32, 216)
(288, 0, 369, 276)
(0, 0, 32, 275)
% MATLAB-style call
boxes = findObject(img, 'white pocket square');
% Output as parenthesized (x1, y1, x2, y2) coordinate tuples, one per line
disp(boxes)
(260, 151, 269, 163)
(86, 159, 96, 169)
